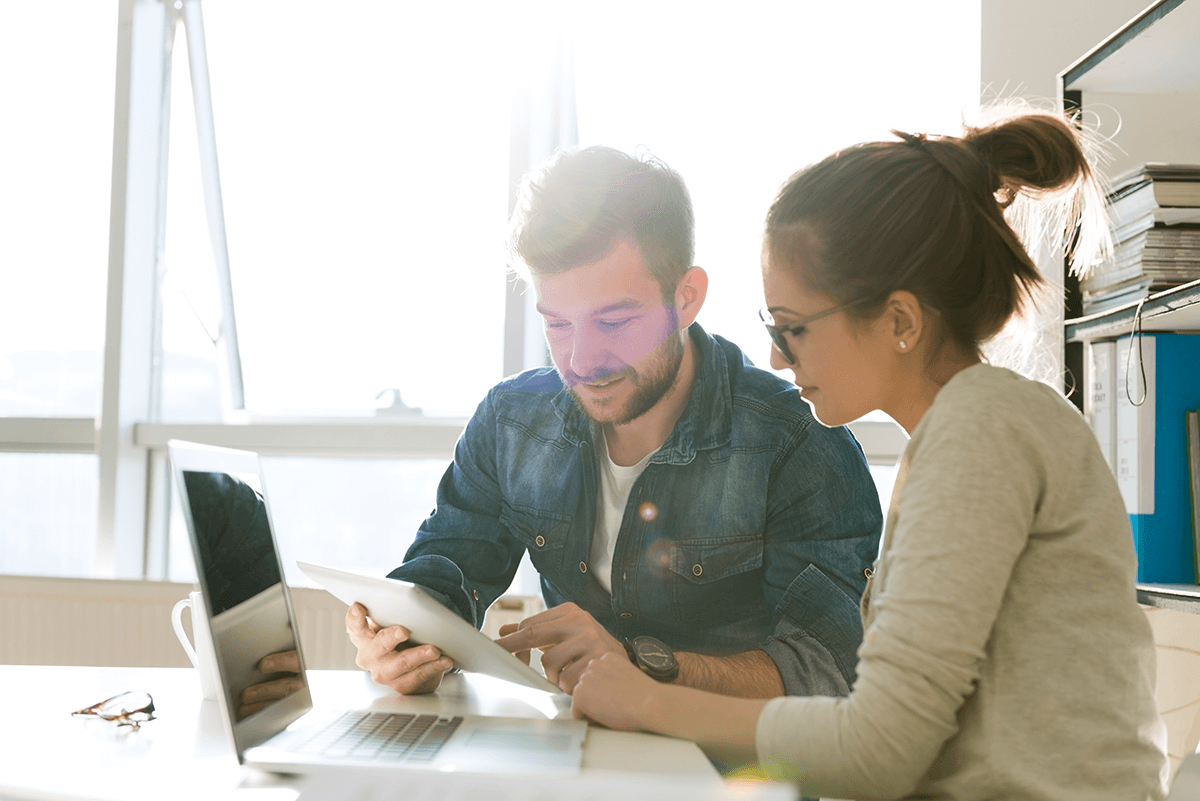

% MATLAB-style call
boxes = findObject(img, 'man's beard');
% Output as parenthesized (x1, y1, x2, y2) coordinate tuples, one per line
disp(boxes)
(566, 328, 686, 427)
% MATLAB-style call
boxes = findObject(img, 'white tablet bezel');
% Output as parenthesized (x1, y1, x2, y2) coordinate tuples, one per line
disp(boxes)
(297, 560, 563, 695)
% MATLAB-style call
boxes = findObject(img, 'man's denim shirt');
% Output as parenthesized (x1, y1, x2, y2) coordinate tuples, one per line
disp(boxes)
(391, 324, 883, 696)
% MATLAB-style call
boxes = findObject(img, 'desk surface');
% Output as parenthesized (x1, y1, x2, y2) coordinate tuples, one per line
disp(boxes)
(0, 665, 792, 801)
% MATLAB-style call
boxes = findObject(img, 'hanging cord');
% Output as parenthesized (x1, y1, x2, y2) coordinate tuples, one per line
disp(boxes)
(1123, 298, 1148, 406)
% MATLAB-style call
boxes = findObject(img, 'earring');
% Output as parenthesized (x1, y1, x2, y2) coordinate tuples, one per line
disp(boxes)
(898, 341, 908, 350)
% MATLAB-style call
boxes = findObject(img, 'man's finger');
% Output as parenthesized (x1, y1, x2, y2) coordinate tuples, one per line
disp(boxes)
(241, 675, 304, 705)
(371, 644, 447, 690)
(369, 624, 414, 658)
(240, 700, 273, 718)
(394, 656, 453, 690)
(557, 654, 590, 693)
(257, 649, 300, 674)
(496, 621, 561, 653)
(539, 642, 586, 688)
(346, 603, 373, 642)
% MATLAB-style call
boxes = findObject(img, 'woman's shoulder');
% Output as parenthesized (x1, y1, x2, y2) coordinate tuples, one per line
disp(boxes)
(921, 364, 1085, 442)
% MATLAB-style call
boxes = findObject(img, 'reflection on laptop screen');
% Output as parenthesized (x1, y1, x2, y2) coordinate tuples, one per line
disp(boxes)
(183, 471, 279, 615)
(181, 468, 306, 725)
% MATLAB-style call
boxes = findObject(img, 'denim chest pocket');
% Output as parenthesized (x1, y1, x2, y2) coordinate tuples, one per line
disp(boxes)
(665, 537, 764, 627)
(500, 504, 572, 565)
(668, 537, 763, 582)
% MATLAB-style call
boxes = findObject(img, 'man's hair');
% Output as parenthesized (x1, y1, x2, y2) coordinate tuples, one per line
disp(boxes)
(508, 146, 695, 302)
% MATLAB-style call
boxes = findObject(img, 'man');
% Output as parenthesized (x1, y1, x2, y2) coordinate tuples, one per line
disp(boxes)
(347, 146, 882, 699)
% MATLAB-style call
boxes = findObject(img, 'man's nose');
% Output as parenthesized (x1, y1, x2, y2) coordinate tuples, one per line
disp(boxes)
(569, 330, 613, 382)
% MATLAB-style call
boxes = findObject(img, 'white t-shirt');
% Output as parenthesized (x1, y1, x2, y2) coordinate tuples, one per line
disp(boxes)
(591, 435, 654, 593)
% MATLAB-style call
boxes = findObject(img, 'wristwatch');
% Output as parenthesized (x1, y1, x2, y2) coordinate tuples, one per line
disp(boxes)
(623, 635, 679, 683)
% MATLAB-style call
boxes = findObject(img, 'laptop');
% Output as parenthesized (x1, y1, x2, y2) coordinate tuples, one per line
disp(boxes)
(167, 439, 588, 776)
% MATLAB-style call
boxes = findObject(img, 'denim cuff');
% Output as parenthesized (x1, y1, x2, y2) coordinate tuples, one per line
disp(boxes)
(387, 554, 481, 628)
(761, 622, 852, 697)
(761, 563, 862, 696)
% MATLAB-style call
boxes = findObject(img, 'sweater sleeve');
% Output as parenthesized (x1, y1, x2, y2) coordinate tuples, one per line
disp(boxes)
(755, 382, 1042, 799)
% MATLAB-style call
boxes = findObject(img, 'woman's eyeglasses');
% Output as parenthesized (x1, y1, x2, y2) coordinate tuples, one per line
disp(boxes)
(759, 299, 864, 364)
(71, 691, 156, 730)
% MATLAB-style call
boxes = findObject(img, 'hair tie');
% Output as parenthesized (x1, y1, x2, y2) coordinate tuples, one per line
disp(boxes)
(894, 128, 1008, 208)
(893, 130, 929, 149)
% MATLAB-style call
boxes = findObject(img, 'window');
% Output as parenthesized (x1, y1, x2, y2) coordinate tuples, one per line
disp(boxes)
(0, 4, 114, 417)
(4, 1, 980, 580)
(160, 1, 517, 419)
(166, 457, 446, 585)
(575, 1, 980, 364)
(573, 1, 979, 513)
(0, 454, 98, 577)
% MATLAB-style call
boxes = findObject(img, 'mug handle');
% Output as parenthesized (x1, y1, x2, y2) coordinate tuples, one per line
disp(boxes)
(171, 598, 198, 667)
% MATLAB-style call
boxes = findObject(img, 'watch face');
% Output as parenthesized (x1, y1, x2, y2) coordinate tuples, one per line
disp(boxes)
(634, 640, 673, 670)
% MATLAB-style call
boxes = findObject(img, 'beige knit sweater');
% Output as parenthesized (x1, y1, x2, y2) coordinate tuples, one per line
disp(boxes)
(756, 364, 1168, 800)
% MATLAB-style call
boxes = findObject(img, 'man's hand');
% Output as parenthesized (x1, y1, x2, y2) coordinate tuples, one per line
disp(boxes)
(238, 649, 303, 718)
(494, 602, 624, 693)
(345, 602, 453, 695)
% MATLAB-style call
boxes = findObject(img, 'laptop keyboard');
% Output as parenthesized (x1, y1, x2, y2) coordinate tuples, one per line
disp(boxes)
(286, 711, 464, 762)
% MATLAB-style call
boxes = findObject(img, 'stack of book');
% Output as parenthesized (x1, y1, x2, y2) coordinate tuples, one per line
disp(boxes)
(1080, 163, 1200, 316)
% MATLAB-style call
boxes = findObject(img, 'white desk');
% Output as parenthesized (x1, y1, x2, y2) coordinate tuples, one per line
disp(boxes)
(0, 665, 794, 801)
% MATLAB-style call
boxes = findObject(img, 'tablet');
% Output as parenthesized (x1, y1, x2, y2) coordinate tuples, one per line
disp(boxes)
(296, 560, 562, 695)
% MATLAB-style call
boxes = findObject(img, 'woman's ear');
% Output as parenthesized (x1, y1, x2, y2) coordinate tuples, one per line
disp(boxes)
(675, 266, 709, 327)
(886, 290, 924, 353)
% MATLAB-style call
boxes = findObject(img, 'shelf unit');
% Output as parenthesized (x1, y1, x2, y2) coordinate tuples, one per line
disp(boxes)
(1060, 0, 1200, 610)
(1065, 279, 1200, 342)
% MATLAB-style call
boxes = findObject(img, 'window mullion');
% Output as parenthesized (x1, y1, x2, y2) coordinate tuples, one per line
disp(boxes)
(97, 0, 176, 579)
(181, 0, 244, 415)
(503, 28, 577, 377)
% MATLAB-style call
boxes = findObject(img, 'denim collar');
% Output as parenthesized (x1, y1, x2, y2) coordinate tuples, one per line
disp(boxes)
(552, 322, 733, 464)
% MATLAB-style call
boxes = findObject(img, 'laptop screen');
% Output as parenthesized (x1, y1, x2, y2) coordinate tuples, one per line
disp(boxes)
(183, 470, 280, 617)
(171, 442, 313, 753)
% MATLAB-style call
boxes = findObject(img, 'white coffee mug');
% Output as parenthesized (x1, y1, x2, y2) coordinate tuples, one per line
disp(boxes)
(171, 591, 220, 700)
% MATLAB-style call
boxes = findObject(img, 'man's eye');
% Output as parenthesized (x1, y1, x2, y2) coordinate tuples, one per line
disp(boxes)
(544, 320, 569, 331)
(784, 324, 806, 337)
(597, 318, 633, 330)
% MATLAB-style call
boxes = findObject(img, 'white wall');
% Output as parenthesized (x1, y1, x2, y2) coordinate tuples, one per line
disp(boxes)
(981, 0, 1150, 104)
(977, 0, 1151, 388)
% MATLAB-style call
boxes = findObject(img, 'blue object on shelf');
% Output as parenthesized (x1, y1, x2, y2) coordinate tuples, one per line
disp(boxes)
(1118, 333, 1200, 583)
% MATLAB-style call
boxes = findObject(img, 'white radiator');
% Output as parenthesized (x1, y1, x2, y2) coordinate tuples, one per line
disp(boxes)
(0, 575, 358, 670)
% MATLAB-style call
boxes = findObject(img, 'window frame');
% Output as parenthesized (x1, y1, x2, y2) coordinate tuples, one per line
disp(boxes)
(5, 0, 910, 581)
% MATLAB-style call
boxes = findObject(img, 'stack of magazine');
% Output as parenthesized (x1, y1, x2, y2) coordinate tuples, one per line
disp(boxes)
(1080, 163, 1200, 316)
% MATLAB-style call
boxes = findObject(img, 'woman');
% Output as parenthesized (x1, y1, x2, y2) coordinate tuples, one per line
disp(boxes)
(570, 110, 1169, 801)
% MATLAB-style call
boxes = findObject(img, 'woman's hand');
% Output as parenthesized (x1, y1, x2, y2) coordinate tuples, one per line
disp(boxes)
(572, 650, 769, 771)
(570, 651, 662, 730)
